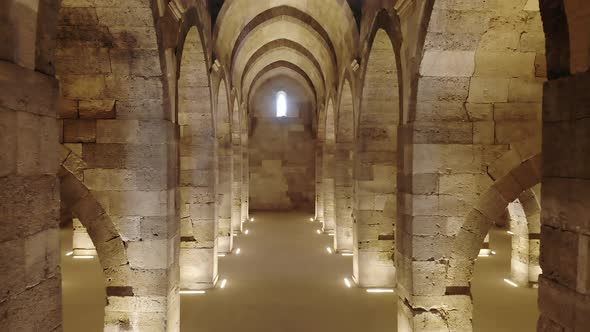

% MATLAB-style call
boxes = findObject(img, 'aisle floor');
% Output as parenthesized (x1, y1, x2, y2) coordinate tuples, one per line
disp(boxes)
(61, 212, 538, 331)
(180, 211, 396, 332)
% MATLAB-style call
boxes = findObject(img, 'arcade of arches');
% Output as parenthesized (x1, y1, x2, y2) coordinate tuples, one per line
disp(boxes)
(1, 0, 589, 331)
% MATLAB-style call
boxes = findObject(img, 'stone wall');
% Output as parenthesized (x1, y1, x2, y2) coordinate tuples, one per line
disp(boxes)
(249, 79, 315, 212)
(0, 60, 62, 331)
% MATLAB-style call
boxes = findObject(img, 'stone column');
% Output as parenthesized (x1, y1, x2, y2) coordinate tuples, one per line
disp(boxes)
(0, 61, 62, 331)
(539, 71, 590, 330)
(334, 142, 353, 252)
(508, 192, 541, 287)
(241, 140, 249, 223)
(217, 142, 234, 253)
(178, 100, 217, 291)
(322, 143, 336, 232)
(315, 144, 325, 223)
(231, 140, 242, 234)
(352, 165, 396, 287)
(54, 2, 180, 329)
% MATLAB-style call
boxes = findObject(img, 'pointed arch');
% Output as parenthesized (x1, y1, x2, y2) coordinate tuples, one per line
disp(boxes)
(178, 26, 218, 290)
(354, 27, 400, 288)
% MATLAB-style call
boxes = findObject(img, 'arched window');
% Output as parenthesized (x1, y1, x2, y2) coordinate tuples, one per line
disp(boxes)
(276, 91, 287, 117)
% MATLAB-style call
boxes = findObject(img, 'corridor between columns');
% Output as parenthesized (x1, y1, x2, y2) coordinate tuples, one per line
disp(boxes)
(181, 212, 395, 332)
(61, 212, 539, 332)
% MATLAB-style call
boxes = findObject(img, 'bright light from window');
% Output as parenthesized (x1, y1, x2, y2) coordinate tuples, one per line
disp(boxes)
(276, 91, 287, 117)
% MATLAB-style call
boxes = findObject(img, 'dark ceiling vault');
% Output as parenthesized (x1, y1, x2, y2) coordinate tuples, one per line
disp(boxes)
(210, 1, 362, 30)
(346, 0, 362, 29)
(208, 0, 225, 25)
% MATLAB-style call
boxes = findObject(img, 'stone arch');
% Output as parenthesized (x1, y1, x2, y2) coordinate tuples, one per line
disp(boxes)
(59, 165, 128, 282)
(240, 39, 331, 89)
(507, 185, 541, 287)
(322, 97, 337, 233)
(334, 77, 355, 252)
(244, 61, 321, 109)
(447, 151, 542, 287)
(177, 26, 218, 290)
(214, 77, 234, 253)
(353, 27, 400, 288)
(226, 6, 338, 70)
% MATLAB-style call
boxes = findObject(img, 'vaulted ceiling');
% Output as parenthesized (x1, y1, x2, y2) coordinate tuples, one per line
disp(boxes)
(212, 0, 360, 110)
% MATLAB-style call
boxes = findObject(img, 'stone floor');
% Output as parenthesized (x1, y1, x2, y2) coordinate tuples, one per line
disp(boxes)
(61, 212, 538, 331)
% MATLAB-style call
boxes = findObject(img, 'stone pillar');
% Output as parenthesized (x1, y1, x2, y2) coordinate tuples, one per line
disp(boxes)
(353, 141, 396, 287)
(334, 142, 353, 252)
(508, 191, 541, 287)
(539, 71, 590, 330)
(241, 140, 249, 223)
(54, 2, 180, 328)
(315, 143, 324, 223)
(322, 143, 336, 232)
(178, 96, 217, 291)
(217, 143, 234, 253)
(231, 141, 242, 234)
(72, 218, 97, 256)
(0, 61, 62, 331)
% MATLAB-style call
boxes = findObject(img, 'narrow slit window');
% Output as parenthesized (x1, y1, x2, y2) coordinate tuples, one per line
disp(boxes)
(276, 91, 287, 117)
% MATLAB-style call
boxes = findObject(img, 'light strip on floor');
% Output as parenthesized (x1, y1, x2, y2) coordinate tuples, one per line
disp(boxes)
(316, 229, 321, 234)
(328, 233, 335, 236)
(309, 217, 314, 222)
(341, 253, 353, 257)
(213, 274, 219, 286)
(73, 255, 94, 259)
(180, 290, 206, 294)
(366, 289, 394, 293)
(503, 278, 518, 287)
(326, 247, 333, 254)
(235, 248, 241, 255)
(507, 231, 515, 235)
(220, 279, 227, 289)
(344, 278, 352, 288)
(250, 217, 254, 222)
(218, 253, 226, 257)
(65, 251, 73, 256)
(491, 251, 496, 255)
(244, 229, 249, 235)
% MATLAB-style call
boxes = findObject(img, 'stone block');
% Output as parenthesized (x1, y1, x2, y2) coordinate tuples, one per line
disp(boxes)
(412, 144, 483, 174)
(58, 7, 99, 26)
(0, 110, 17, 177)
(417, 77, 470, 102)
(473, 121, 494, 144)
(110, 27, 158, 49)
(508, 78, 544, 102)
(55, 47, 111, 74)
(420, 50, 475, 77)
(474, 51, 536, 78)
(465, 103, 493, 121)
(493, 102, 542, 121)
(60, 74, 107, 99)
(110, 49, 162, 76)
(468, 77, 509, 103)
(127, 239, 167, 269)
(104, 75, 163, 100)
(63, 119, 96, 143)
(79, 99, 116, 119)
(58, 98, 78, 119)
(96, 120, 139, 143)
